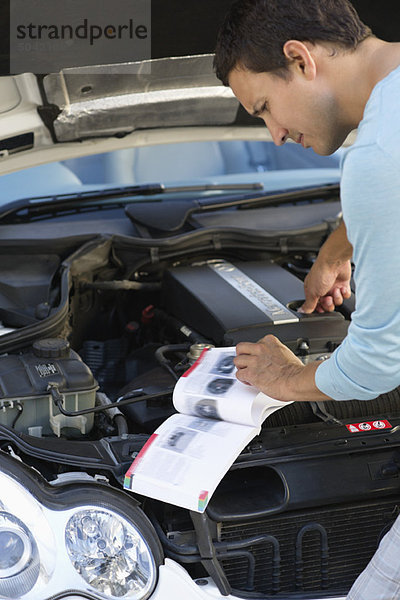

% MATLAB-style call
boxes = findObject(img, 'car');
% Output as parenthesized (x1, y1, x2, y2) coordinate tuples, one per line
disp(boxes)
(0, 43, 398, 600)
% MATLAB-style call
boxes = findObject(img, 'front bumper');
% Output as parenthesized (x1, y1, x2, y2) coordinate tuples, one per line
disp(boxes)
(29, 557, 349, 600)
(153, 559, 348, 600)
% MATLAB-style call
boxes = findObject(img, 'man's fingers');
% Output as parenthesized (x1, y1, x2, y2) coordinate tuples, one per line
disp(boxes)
(298, 296, 318, 313)
(235, 367, 249, 381)
(236, 339, 275, 356)
(340, 285, 351, 299)
(329, 286, 351, 308)
(235, 341, 257, 356)
(332, 288, 343, 305)
(233, 354, 258, 369)
(235, 367, 253, 386)
(332, 286, 351, 305)
(320, 295, 335, 311)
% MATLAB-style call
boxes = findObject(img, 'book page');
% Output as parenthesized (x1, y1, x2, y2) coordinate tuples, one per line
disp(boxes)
(250, 391, 292, 425)
(124, 412, 256, 512)
(173, 346, 291, 427)
(124, 345, 292, 512)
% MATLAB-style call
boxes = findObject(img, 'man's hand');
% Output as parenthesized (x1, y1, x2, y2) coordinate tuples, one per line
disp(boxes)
(300, 221, 353, 314)
(234, 335, 329, 402)
(234, 336, 331, 402)
(300, 258, 352, 313)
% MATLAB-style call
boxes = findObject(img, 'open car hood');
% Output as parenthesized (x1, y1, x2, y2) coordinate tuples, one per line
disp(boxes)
(42, 55, 241, 141)
(0, 0, 395, 174)
(0, 54, 287, 176)
(0, 54, 358, 177)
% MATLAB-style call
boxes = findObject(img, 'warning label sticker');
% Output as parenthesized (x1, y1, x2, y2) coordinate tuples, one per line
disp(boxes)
(345, 420, 392, 433)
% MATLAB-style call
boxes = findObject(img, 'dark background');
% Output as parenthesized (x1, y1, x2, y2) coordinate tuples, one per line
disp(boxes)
(0, 1, 398, 74)
(151, 1, 400, 59)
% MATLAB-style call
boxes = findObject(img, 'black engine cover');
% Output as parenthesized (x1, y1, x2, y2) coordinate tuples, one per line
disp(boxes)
(163, 260, 349, 353)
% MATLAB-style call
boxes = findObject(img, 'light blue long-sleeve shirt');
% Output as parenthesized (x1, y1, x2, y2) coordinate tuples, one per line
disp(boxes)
(315, 64, 400, 401)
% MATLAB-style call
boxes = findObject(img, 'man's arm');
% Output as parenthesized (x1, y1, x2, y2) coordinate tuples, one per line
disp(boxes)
(300, 221, 353, 313)
(316, 144, 400, 400)
(233, 223, 352, 402)
(234, 336, 331, 402)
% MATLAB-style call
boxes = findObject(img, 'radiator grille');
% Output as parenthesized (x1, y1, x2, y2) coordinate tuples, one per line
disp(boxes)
(218, 498, 399, 595)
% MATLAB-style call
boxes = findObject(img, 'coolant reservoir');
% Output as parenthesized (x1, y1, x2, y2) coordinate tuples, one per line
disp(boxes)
(0, 339, 98, 437)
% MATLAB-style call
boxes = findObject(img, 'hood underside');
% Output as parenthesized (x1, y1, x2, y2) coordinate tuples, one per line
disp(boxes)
(42, 55, 245, 142)
(0, 54, 276, 174)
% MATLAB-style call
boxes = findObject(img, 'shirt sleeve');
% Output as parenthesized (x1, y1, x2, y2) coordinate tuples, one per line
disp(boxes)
(315, 143, 400, 400)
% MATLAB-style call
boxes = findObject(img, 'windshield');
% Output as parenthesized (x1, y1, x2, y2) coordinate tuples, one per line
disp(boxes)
(0, 139, 342, 205)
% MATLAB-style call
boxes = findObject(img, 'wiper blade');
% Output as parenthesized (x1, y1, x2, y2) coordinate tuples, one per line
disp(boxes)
(0, 182, 263, 223)
(125, 182, 340, 232)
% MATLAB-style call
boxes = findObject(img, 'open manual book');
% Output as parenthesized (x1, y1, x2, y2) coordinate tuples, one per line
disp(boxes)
(124, 346, 292, 513)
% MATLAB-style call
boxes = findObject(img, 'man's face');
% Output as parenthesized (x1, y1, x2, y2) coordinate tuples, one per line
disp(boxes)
(228, 65, 349, 156)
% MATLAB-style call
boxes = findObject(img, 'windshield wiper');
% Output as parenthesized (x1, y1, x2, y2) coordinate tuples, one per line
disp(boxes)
(125, 182, 340, 232)
(0, 182, 264, 223)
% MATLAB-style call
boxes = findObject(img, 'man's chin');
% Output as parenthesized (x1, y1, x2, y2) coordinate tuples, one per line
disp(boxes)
(311, 139, 343, 156)
(320, 129, 353, 156)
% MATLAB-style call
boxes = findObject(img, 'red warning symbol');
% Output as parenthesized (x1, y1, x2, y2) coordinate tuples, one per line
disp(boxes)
(345, 420, 392, 433)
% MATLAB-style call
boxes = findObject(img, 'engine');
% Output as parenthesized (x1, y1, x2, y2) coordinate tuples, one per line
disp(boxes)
(0, 255, 354, 437)
(163, 258, 350, 352)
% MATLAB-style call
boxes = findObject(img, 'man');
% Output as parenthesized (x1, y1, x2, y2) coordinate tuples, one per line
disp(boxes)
(214, 1, 400, 598)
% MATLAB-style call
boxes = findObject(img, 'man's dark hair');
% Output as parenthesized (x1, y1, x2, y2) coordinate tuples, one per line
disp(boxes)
(214, 0, 372, 85)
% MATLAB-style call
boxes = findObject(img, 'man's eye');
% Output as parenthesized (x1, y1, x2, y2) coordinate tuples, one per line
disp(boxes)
(255, 102, 269, 119)
(252, 102, 269, 119)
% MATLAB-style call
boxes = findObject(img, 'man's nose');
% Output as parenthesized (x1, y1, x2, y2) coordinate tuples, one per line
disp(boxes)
(263, 118, 288, 146)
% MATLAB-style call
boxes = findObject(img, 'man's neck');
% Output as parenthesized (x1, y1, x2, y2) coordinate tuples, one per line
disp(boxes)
(332, 38, 400, 129)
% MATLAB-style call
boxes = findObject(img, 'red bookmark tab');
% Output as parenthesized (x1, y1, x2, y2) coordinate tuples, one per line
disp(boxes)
(124, 433, 158, 484)
(345, 420, 392, 433)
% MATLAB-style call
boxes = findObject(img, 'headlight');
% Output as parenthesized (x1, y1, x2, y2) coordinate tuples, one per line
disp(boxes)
(0, 452, 163, 600)
(0, 513, 39, 598)
(65, 508, 156, 598)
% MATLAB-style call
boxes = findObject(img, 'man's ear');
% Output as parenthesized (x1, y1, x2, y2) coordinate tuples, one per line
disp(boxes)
(282, 40, 317, 81)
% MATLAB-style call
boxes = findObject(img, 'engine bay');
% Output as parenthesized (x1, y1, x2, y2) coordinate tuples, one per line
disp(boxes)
(0, 244, 354, 438)
(1, 234, 399, 598)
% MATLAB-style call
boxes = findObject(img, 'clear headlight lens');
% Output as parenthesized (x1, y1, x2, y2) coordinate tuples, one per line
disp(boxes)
(0, 512, 39, 598)
(65, 508, 157, 599)
(0, 456, 162, 599)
